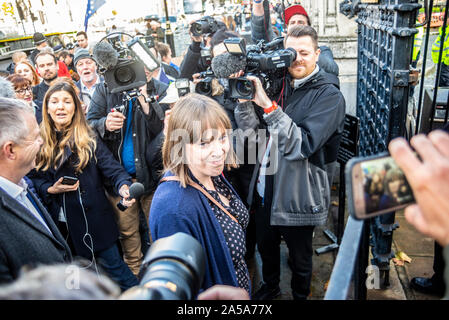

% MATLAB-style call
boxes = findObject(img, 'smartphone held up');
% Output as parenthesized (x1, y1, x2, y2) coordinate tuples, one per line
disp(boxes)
(346, 153, 415, 220)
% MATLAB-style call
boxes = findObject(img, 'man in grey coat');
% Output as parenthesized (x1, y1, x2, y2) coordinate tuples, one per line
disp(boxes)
(0, 98, 72, 283)
(234, 25, 345, 300)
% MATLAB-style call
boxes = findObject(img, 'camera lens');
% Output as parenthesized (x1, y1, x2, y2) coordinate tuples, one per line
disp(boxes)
(195, 80, 212, 96)
(236, 80, 253, 97)
(115, 65, 135, 85)
(192, 22, 203, 36)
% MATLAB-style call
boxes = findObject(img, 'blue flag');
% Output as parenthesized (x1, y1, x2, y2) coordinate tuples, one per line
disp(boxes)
(84, 0, 106, 31)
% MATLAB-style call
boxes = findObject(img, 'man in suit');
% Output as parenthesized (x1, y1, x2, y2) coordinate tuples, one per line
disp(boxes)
(0, 97, 72, 283)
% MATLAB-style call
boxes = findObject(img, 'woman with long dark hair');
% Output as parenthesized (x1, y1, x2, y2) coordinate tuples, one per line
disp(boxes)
(29, 78, 138, 291)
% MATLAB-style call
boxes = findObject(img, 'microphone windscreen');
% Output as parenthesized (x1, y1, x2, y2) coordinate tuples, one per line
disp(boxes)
(92, 41, 119, 70)
(129, 182, 145, 200)
(211, 52, 247, 79)
(0, 77, 15, 98)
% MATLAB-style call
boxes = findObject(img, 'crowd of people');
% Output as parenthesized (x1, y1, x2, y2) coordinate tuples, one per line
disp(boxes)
(0, 0, 448, 301)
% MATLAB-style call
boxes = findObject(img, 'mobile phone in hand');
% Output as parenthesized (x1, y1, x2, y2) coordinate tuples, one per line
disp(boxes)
(61, 176, 78, 185)
(346, 153, 415, 220)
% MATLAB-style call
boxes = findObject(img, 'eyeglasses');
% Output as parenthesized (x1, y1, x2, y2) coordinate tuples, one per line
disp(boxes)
(15, 87, 32, 95)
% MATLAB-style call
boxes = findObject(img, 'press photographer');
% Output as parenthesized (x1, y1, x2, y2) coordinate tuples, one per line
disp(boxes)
(86, 33, 169, 276)
(232, 25, 346, 300)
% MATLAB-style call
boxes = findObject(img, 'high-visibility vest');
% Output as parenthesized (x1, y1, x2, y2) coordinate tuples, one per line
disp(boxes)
(412, 26, 424, 61)
(432, 25, 449, 65)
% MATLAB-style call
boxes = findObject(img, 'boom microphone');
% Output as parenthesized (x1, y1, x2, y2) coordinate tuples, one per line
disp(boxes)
(93, 41, 119, 70)
(117, 182, 145, 211)
(0, 77, 15, 98)
(211, 52, 247, 79)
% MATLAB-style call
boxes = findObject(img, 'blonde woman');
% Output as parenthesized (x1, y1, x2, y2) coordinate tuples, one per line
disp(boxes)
(14, 61, 41, 87)
(150, 93, 250, 295)
(28, 79, 138, 291)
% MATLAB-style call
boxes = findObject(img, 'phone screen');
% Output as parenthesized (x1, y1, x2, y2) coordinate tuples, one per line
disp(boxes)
(350, 155, 415, 219)
(61, 177, 78, 185)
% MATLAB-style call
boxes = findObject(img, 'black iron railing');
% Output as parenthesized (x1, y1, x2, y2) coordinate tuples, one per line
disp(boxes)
(324, 0, 449, 300)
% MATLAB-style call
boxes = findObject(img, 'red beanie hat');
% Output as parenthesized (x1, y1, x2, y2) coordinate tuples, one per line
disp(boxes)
(284, 5, 309, 25)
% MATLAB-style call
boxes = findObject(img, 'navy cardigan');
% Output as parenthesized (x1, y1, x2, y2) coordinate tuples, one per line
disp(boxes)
(149, 172, 241, 293)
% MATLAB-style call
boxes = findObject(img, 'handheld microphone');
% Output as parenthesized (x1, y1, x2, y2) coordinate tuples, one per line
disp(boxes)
(117, 182, 145, 211)
(0, 77, 15, 98)
(211, 52, 247, 79)
(92, 41, 119, 70)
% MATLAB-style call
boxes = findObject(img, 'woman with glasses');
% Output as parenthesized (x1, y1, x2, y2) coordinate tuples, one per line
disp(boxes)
(14, 61, 41, 87)
(6, 74, 43, 124)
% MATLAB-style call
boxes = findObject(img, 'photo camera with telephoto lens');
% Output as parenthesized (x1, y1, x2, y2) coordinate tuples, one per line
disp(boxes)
(346, 153, 415, 220)
(190, 16, 219, 37)
(195, 69, 215, 97)
(119, 233, 205, 300)
(224, 37, 297, 100)
(102, 36, 160, 94)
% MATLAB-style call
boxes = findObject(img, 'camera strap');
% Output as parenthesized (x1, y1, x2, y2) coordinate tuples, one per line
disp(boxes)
(160, 176, 238, 224)
(150, 101, 166, 121)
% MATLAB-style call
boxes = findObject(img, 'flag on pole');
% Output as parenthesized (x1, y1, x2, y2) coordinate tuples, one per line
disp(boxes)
(84, 0, 106, 31)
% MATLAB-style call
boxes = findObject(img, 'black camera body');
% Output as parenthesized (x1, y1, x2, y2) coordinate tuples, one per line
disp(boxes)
(190, 17, 219, 37)
(224, 37, 297, 100)
(228, 77, 255, 100)
(195, 69, 215, 97)
(103, 58, 147, 94)
(201, 48, 212, 67)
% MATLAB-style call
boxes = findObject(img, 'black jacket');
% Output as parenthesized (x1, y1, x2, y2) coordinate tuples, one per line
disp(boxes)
(276, 69, 344, 167)
(179, 41, 208, 81)
(28, 137, 132, 259)
(86, 79, 168, 194)
(0, 186, 72, 283)
(32, 81, 49, 102)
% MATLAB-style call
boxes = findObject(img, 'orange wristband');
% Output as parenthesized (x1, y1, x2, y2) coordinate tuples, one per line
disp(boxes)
(264, 101, 278, 114)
